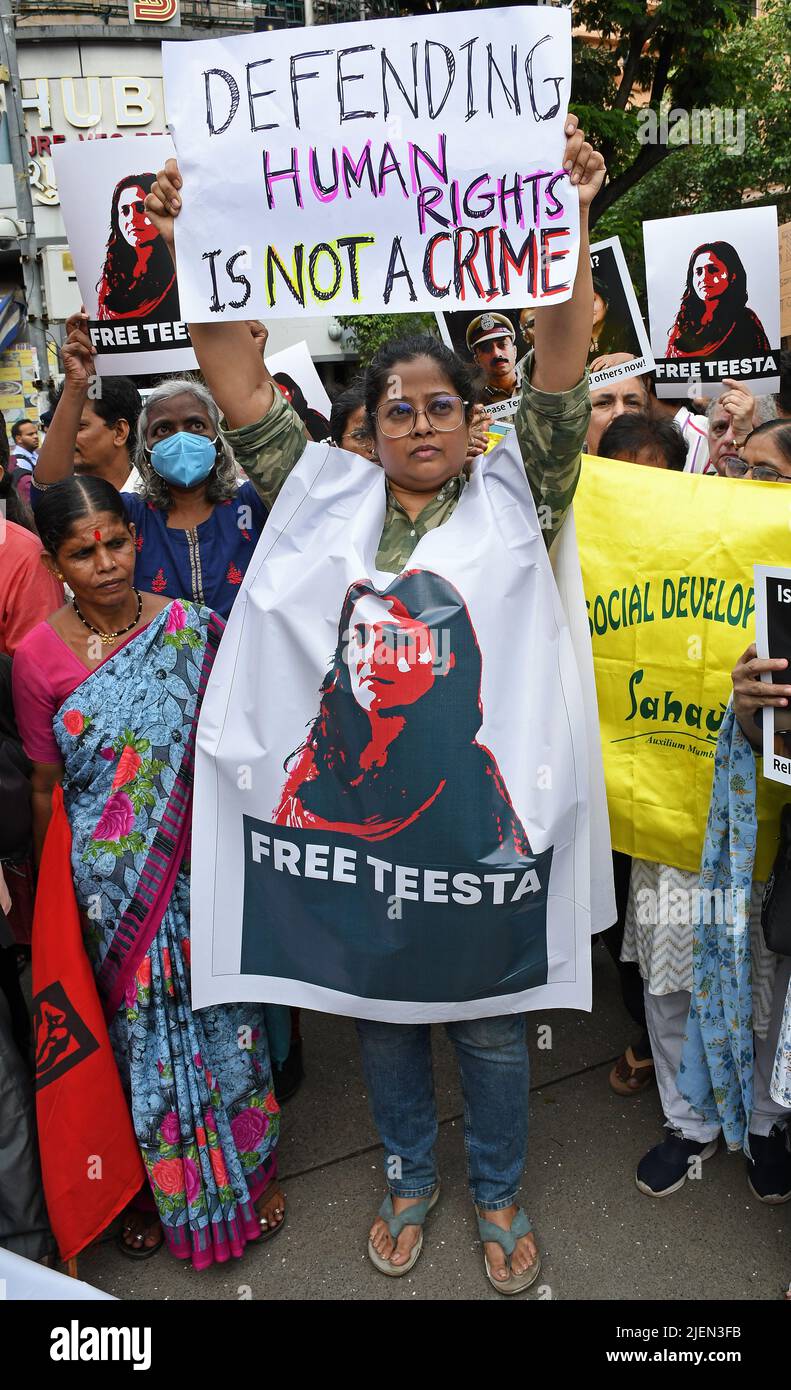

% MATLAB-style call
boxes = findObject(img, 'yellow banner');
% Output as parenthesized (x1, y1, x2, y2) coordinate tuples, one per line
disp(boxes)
(575, 455, 790, 878)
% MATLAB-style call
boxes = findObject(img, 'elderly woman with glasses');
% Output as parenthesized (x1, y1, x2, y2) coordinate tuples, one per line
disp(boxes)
(721, 419, 791, 484)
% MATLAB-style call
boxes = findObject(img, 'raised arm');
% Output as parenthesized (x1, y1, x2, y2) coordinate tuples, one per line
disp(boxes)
(146, 162, 276, 431)
(34, 314, 95, 485)
(515, 120, 603, 545)
(532, 116, 603, 394)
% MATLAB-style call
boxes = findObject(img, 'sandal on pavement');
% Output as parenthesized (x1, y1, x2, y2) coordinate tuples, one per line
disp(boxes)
(609, 1045, 655, 1097)
(367, 1185, 440, 1277)
(116, 1219, 164, 1261)
(256, 1185, 287, 1243)
(476, 1207, 541, 1295)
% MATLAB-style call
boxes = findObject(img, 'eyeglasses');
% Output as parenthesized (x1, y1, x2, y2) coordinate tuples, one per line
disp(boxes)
(723, 455, 791, 484)
(521, 321, 535, 340)
(344, 428, 373, 443)
(375, 395, 468, 439)
(121, 200, 147, 216)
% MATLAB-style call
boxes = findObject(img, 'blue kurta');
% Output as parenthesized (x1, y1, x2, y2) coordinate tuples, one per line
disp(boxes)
(123, 482, 267, 619)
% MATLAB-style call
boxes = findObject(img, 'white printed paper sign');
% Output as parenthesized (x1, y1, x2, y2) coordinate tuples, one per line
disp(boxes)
(163, 6, 578, 322)
(53, 135, 198, 376)
(755, 564, 791, 786)
(644, 206, 781, 399)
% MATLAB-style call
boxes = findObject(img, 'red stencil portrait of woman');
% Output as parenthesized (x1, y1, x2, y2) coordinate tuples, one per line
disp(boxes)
(666, 240, 771, 360)
(97, 173, 181, 322)
(274, 569, 532, 866)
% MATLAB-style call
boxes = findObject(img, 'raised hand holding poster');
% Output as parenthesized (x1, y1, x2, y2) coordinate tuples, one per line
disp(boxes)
(162, 5, 578, 322)
(53, 135, 197, 376)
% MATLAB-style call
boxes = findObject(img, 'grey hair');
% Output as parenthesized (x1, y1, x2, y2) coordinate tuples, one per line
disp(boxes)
(753, 394, 778, 427)
(134, 376, 239, 510)
(705, 391, 777, 425)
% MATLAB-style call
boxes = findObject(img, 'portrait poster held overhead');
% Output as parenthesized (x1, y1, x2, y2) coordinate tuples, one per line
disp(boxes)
(586, 236, 654, 388)
(644, 205, 781, 399)
(162, 5, 579, 322)
(189, 433, 611, 1022)
(755, 565, 791, 787)
(574, 457, 789, 879)
(52, 135, 197, 376)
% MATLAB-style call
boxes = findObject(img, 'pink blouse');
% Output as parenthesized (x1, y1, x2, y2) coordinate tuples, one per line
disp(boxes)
(13, 619, 150, 764)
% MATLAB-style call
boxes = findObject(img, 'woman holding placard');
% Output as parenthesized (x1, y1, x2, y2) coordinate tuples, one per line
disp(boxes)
(145, 117, 605, 1295)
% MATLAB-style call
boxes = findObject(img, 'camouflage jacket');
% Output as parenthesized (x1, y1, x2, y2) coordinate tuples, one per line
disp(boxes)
(225, 351, 590, 570)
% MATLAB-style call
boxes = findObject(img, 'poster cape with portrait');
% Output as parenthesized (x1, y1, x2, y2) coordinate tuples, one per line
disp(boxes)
(190, 434, 611, 1022)
(643, 205, 781, 399)
(574, 456, 789, 878)
(52, 134, 198, 377)
(162, 5, 579, 323)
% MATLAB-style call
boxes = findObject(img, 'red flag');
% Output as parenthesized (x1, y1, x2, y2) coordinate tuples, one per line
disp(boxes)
(33, 784, 144, 1261)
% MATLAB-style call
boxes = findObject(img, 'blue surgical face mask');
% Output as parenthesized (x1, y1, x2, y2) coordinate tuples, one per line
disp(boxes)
(148, 431, 218, 489)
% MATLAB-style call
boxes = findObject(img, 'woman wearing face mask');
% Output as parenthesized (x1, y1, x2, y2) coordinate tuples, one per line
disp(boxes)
(32, 324, 269, 620)
(12, 476, 284, 1263)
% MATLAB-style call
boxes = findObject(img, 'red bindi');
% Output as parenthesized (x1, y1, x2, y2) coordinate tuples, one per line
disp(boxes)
(94, 530, 102, 542)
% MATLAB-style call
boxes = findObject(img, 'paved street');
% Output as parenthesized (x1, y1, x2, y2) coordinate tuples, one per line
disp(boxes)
(74, 943, 789, 1301)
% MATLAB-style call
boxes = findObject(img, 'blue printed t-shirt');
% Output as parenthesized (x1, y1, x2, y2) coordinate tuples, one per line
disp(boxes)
(123, 482, 267, 620)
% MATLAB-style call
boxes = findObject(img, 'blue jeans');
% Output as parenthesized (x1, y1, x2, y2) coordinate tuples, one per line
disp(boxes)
(355, 1014, 529, 1211)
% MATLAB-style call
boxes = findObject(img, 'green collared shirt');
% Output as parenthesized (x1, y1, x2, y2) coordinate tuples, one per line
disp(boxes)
(224, 350, 590, 571)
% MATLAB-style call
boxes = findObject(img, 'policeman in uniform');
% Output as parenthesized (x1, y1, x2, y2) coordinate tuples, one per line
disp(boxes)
(465, 312, 522, 409)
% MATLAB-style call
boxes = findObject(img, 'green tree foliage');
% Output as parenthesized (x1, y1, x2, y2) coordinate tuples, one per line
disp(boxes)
(336, 312, 438, 366)
(571, 0, 752, 225)
(588, 0, 791, 295)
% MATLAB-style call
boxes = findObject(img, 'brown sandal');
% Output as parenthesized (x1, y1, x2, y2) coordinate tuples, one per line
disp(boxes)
(609, 1045, 655, 1096)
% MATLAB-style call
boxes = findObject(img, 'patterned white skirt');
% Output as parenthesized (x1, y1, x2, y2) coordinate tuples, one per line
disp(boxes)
(621, 857, 776, 1035)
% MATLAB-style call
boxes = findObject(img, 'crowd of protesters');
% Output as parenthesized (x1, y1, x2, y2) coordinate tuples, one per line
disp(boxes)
(2, 112, 791, 1300)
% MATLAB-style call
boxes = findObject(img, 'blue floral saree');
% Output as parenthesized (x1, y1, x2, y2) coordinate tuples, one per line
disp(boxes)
(54, 600, 279, 1269)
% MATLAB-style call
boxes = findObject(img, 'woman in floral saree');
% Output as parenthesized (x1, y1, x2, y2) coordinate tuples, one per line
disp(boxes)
(13, 475, 284, 1267)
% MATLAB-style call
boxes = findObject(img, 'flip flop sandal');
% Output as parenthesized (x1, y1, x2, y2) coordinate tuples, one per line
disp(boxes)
(256, 1188, 287, 1242)
(116, 1223, 164, 1261)
(476, 1207, 541, 1296)
(609, 1046, 656, 1096)
(367, 1184, 440, 1277)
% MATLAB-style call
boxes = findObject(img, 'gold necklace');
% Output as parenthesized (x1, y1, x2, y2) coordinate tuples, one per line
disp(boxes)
(72, 589, 143, 646)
